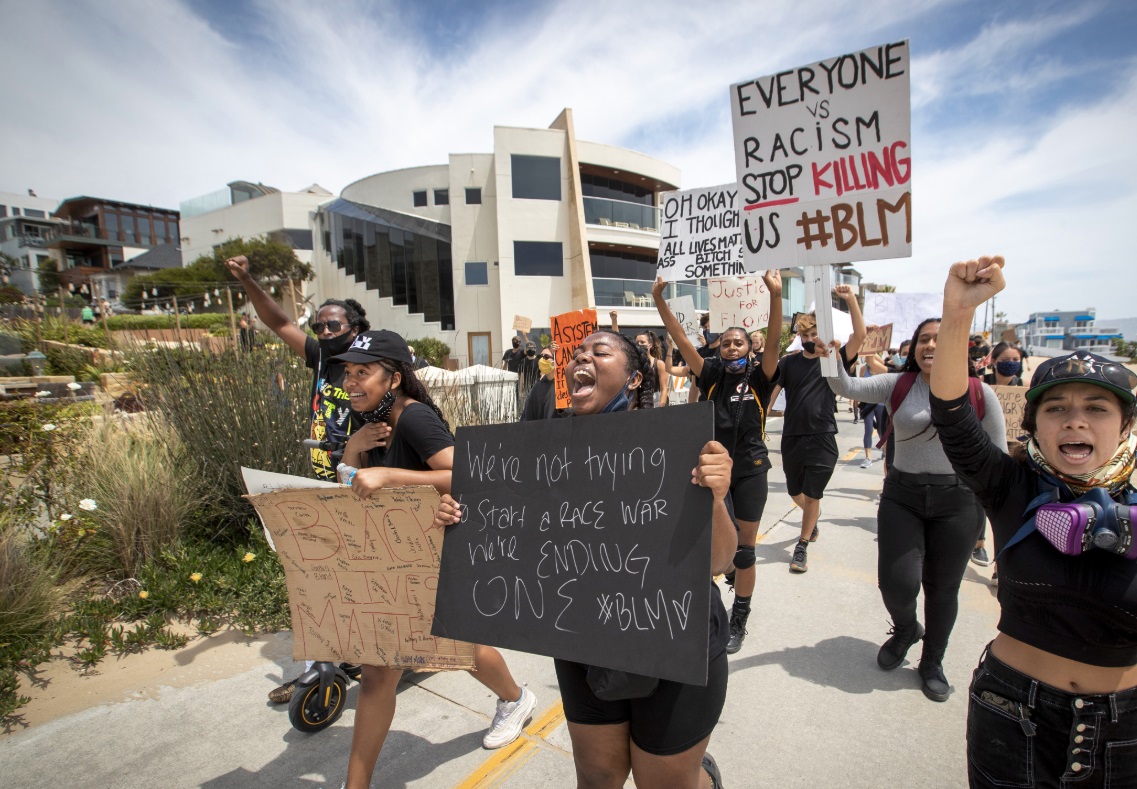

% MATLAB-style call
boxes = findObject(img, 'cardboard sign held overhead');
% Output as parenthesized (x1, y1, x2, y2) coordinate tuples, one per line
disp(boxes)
(1001, 328, 1019, 344)
(551, 308, 599, 409)
(708, 276, 771, 333)
(512, 315, 533, 333)
(246, 485, 475, 670)
(860, 324, 893, 356)
(731, 42, 912, 271)
(656, 184, 745, 282)
(433, 403, 716, 686)
(666, 295, 702, 345)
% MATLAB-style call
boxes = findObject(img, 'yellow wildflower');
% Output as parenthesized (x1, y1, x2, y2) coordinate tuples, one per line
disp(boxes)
(139, 590, 149, 600)
(190, 572, 203, 583)
(242, 552, 256, 563)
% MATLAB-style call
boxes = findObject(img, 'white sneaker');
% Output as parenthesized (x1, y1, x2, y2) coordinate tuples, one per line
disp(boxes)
(483, 687, 536, 749)
(860, 458, 873, 468)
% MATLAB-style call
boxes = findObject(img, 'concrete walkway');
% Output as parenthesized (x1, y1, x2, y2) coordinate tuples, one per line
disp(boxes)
(2, 410, 1000, 787)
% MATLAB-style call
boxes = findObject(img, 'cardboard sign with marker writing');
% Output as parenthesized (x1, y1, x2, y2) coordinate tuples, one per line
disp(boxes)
(860, 324, 893, 356)
(513, 315, 533, 333)
(994, 385, 1028, 443)
(708, 276, 770, 333)
(246, 486, 475, 670)
(656, 184, 745, 282)
(666, 295, 702, 345)
(1001, 328, 1019, 344)
(551, 308, 599, 408)
(433, 403, 716, 686)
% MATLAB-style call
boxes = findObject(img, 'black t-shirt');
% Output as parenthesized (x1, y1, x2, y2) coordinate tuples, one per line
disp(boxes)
(519, 355, 540, 388)
(365, 402, 454, 471)
(776, 346, 855, 437)
(520, 377, 559, 422)
(697, 356, 777, 477)
(304, 336, 358, 480)
(501, 347, 524, 374)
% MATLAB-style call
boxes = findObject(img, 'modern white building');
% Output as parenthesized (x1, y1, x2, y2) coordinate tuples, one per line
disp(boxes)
(1018, 308, 1123, 357)
(312, 109, 722, 367)
(179, 181, 333, 268)
(0, 190, 63, 294)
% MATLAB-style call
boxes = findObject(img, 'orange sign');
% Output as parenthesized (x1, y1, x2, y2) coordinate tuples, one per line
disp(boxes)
(551, 308, 598, 409)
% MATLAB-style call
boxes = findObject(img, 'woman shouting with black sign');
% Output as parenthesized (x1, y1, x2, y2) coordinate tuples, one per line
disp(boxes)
(436, 329, 738, 789)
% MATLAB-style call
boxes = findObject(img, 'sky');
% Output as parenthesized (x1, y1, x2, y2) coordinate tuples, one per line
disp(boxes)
(2, 0, 1134, 323)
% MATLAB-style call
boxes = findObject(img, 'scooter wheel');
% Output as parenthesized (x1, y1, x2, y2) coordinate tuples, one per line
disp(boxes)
(288, 676, 348, 733)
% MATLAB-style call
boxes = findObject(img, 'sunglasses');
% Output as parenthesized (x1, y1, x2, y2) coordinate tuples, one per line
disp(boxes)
(311, 320, 345, 334)
(1037, 357, 1137, 391)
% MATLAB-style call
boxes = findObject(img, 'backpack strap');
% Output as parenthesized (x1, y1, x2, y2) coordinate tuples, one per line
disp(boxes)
(875, 372, 918, 449)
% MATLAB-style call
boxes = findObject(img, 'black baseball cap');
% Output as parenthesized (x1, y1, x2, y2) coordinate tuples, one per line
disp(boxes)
(1026, 350, 1137, 404)
(329, 330, 413, 365)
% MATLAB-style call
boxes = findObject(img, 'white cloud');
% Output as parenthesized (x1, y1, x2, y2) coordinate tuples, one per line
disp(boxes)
(1, 0, 1133, 321)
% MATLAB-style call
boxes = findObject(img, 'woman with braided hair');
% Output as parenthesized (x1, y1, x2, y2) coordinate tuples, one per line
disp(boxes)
(435, 327, 737, 788)
(331, 330, 534, 789)
(608, 312, 671, 407)
(652, 271, 783, 655)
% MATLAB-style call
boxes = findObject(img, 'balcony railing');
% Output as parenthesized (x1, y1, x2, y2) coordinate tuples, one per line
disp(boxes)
(593, 278, 709, 310)
(583, 197, 660, 232)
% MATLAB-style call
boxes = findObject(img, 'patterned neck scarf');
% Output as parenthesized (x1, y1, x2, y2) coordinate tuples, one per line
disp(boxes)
(1027, 431, 1137, 496)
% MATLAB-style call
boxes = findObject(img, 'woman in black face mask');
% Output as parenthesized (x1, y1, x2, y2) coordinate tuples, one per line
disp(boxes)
(983, 342, 1024, 387)
(225, 255, 371, 481)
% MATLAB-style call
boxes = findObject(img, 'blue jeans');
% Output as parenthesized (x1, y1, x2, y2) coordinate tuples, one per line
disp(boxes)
(968, 647, 1137, 788)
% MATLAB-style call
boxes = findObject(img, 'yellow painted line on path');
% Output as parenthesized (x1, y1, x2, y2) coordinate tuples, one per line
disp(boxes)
(455, 701, 566, 789)
(840, 448, 860, 462)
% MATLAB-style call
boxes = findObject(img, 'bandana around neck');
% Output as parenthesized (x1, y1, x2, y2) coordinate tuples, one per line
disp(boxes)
(1027, 431, 1137, 496)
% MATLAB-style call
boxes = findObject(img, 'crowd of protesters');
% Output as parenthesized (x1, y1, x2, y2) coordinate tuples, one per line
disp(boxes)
(229, 253, 1137, 789)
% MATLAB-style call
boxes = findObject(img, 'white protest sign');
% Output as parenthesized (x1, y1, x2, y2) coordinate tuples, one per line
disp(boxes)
(862, 292, 941, 347)
(666, 295, 702, 344)
(730, 41, 912, 270)
(656, 184, 745, 282)
(709, 276, 771, 333)
(806, 300, 855, 344)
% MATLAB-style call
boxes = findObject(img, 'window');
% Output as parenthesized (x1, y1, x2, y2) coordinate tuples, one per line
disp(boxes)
(11, 207, 19, 216)
(465, 261, 488, 285)
(434, 189, 449, 206)
(465, 188, 482, 205)
(512, 155, 561, 200)
(0, 205, 7, 218)
(514, 241, 563, 276)
(122, 215, 135, 243)
(413, 191, 427, 207)
(24, 208, 45, 218)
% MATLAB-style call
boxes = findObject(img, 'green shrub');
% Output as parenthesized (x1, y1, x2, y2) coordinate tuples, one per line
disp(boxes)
(107, 314, 232, 331)
(406, 337, 450, 367)
(128, 344, 313, 540)
(71, 420, 207, 578)
(4, 316, 111, 351)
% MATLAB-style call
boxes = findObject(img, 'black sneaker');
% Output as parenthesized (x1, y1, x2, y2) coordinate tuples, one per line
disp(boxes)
(725, 610, 749, 654)
(919, 658, 951, 702)
(877, 622, 924, 670)
(971, 546, 991, 566)
(789, 541, 808, 573)
(702, 752, 724, 789)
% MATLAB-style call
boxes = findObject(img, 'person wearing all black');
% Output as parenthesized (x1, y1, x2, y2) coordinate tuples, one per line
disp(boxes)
(930, 256, 1137, 787)
(776, 286, 866, 573)
(437, 328, 737, 788)
(500, 333, 525, 373)
(519, 345, 560, 422)
(653, 271, 783, 655)
(335, 331, 535, 788)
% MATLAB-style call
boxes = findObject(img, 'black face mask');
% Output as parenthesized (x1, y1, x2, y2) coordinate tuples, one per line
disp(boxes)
(802, 341, 817, 354)
(359, 390, 397, 424)
(319, 332, 355, 358)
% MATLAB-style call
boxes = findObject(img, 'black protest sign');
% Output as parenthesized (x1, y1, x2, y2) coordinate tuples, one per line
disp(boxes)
(432, 403, 716, 686)
(730, 41, 912, 269)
